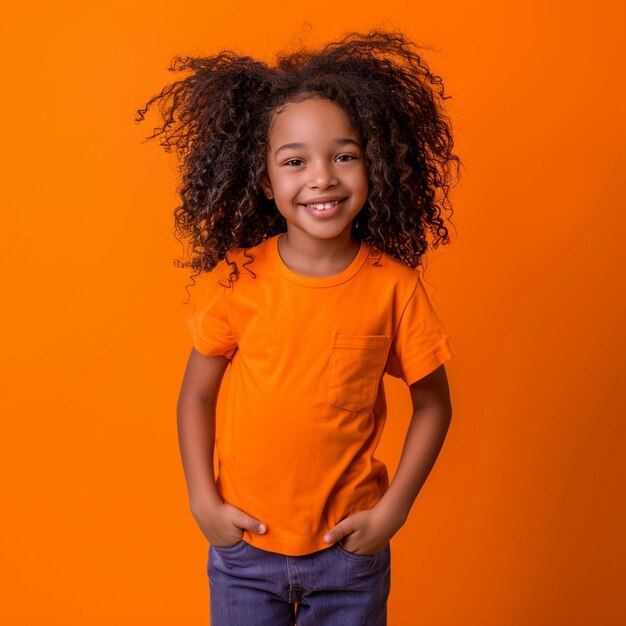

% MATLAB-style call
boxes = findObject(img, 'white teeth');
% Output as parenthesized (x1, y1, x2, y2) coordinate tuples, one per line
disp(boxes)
(304, 200, 341, 210)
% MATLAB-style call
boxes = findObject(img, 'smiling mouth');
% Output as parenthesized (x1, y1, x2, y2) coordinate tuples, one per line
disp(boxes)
(300, 199, 346, 211)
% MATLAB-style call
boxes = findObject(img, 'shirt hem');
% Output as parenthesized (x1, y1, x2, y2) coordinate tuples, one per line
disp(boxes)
(241, 529, 339, 557)
(403, 336, 457, 386)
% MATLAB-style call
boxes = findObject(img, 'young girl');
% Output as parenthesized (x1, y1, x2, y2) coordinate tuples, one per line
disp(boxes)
(137, 28, 460, 625)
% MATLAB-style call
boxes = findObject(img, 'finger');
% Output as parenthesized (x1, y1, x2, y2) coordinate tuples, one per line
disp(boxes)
(235, 512, 267, 534)
(324, 524, 348, 543)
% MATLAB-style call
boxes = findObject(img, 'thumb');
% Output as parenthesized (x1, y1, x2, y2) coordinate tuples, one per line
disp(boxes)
(323, 523, 347, 544)
(238, 512, 267, 535)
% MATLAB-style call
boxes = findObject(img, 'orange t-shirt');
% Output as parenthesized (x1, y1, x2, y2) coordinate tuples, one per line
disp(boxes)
(186, 233, 456, 556)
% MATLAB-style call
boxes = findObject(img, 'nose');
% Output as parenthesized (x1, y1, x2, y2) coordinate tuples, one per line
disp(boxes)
(308, 159, 338, 189)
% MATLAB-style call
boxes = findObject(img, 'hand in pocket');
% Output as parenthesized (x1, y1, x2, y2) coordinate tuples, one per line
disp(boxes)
(192, 499, 268, 547)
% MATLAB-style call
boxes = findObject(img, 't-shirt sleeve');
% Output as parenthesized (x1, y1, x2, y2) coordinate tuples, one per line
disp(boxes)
(385, 269, 457, 386)
(185, 264, 238, 360)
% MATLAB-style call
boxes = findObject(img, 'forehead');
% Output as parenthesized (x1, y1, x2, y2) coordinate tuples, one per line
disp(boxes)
(267, 97, 358, 144)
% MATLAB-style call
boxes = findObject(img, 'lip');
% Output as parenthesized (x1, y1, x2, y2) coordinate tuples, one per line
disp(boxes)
(299, 198, 347, 219)
(300, 196, 347, 204)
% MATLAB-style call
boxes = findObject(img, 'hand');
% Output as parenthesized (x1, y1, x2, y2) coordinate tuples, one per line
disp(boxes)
(191, 499, 267, 548)
(323, 504, 404, 555)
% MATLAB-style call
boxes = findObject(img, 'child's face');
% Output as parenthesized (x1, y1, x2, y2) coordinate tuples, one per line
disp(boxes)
(262, 96, 369, 244)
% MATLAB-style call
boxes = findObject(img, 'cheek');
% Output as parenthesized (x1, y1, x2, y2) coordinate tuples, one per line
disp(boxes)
(351, 169, 370, 193)
(275, 177, 300, 198)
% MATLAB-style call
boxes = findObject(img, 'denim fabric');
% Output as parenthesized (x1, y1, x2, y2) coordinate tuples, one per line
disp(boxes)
(207, 540, 391, 625)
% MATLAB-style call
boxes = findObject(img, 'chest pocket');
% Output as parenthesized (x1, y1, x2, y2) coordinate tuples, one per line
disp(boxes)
(328, 334, 390, 412)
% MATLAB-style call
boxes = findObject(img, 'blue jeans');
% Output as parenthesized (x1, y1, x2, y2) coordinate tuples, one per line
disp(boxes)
(207, 539, 391, 625)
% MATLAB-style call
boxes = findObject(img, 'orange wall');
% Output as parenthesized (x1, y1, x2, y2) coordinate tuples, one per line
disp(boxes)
(2, 2, 625, 624)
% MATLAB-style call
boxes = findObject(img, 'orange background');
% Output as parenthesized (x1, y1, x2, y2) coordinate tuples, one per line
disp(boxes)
(2, 2, 625, 624)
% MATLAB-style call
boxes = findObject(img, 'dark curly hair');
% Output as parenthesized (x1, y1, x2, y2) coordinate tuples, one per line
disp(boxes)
(135, 28, 461, 290)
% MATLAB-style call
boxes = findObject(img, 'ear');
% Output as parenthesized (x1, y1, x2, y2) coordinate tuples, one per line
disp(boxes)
(260, 174, 273, 199)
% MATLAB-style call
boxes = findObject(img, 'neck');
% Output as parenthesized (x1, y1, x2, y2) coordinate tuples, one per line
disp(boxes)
(277, 230, 361, 278)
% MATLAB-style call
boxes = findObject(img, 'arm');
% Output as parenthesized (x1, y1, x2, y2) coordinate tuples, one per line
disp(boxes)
(176, 347, 230, 515)
(375, 363, 453, 526)
(177, 347, 268, 544)
(323, 363, 453, 552)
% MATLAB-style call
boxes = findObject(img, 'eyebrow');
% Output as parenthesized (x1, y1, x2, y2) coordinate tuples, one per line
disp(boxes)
(274, 138, 362, 157)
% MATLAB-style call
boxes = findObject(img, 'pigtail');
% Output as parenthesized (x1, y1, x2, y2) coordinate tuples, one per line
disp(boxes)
(135, 51, 283, 279)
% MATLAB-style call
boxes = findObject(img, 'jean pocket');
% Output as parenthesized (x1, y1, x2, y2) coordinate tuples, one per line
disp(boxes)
(211, 539, 247, 552)
(328, 334, 389, 411)
(335, 543, 378, 560)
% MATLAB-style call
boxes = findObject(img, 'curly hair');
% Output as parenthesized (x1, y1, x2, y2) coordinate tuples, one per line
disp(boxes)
(135, 28, 461, 289)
